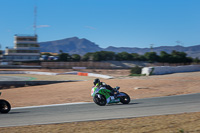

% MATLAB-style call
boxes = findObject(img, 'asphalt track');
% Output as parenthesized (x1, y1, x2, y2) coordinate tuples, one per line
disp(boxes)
(1, 93, 200, 127)
(0, 76, 32, 81)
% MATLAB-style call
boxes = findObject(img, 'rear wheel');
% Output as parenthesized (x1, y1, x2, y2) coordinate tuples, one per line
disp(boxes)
(120, 92, 130, 104)
(93, 94, 107, 106)
(0, 99, 11, 114)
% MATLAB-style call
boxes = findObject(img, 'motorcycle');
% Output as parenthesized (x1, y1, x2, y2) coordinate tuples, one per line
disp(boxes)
(91, 86, 130, 106)
(0, 92, 11, 114)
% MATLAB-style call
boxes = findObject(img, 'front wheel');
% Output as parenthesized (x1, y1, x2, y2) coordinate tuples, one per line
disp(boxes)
(120, 92, 130, 104)
(93, 94, 107, 106)
(0, 99, 11, 114)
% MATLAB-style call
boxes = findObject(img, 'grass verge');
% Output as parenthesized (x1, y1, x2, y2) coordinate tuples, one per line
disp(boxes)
(129, 74, 146, 76)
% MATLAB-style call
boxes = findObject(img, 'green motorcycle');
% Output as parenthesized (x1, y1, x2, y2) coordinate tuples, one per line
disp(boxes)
(91, 86, 130, 106)
(0, 92, 11, 114)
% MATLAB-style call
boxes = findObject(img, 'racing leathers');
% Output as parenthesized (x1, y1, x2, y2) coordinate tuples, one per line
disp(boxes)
(94, 82, 118, 98)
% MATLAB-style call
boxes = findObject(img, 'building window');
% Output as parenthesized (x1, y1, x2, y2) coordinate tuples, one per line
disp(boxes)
(16, 38, 37, 41)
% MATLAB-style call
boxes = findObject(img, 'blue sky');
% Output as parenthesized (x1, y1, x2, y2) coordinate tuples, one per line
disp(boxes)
(0, 0, 200, 50)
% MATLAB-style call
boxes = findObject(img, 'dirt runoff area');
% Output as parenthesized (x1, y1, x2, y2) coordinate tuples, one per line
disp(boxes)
(1, 70, 200, 107)
(1, 69, 200, 133)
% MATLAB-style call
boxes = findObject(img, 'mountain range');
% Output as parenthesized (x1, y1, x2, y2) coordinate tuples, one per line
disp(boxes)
(40, 37, 200, 58)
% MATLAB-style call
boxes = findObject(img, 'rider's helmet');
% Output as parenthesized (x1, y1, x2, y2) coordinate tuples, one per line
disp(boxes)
(93, 78, 100, 85)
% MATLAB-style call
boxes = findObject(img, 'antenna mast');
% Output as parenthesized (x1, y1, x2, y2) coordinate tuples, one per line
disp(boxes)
(150, 44, 154, 52)
(33, 6, 37, 35)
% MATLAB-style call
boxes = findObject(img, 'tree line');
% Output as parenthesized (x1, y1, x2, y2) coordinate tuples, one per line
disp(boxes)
(42, 50, 200, 64)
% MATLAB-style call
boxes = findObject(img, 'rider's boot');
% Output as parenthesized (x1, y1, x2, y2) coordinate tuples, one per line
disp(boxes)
(114, 94, 117, 99)
(113, 88, 119, 98)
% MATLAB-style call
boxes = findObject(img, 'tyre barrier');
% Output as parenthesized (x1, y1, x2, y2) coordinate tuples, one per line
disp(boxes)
(77, 72, 88, 76)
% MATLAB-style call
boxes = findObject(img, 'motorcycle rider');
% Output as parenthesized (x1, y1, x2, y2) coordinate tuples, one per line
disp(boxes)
(93, 78, 118, 98)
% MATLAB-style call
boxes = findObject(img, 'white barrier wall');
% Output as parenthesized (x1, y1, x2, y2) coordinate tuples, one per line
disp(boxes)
(88, 73, 113, 79)
(142, 65, 200, 75)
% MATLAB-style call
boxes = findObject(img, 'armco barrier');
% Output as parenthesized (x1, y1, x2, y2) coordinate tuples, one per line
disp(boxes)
(142, 65, 200, 75)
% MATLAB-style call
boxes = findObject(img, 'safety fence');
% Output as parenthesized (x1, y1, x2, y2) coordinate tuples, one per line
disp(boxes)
(41, 61, 147, 69)
(41, 62, 111, 69)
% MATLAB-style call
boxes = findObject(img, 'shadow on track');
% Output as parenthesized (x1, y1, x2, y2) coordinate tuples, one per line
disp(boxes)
(7, 111, 30, 114)
(106, 102, 140, 106)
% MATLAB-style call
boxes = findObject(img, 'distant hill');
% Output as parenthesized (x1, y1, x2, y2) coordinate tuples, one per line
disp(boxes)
(40, 37, 102, 55)
(39, 37, 200, 58)
(104, 45, 200, 58)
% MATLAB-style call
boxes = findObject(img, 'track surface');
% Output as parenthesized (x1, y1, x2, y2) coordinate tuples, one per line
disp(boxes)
(0, 76, 32, 81)
(1, 93, 200, 127)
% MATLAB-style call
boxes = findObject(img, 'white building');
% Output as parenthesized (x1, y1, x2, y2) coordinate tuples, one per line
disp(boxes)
(3, 34, 40, 61)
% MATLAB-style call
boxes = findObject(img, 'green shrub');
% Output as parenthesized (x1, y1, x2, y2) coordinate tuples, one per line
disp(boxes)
(130, 65, 143, 75)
